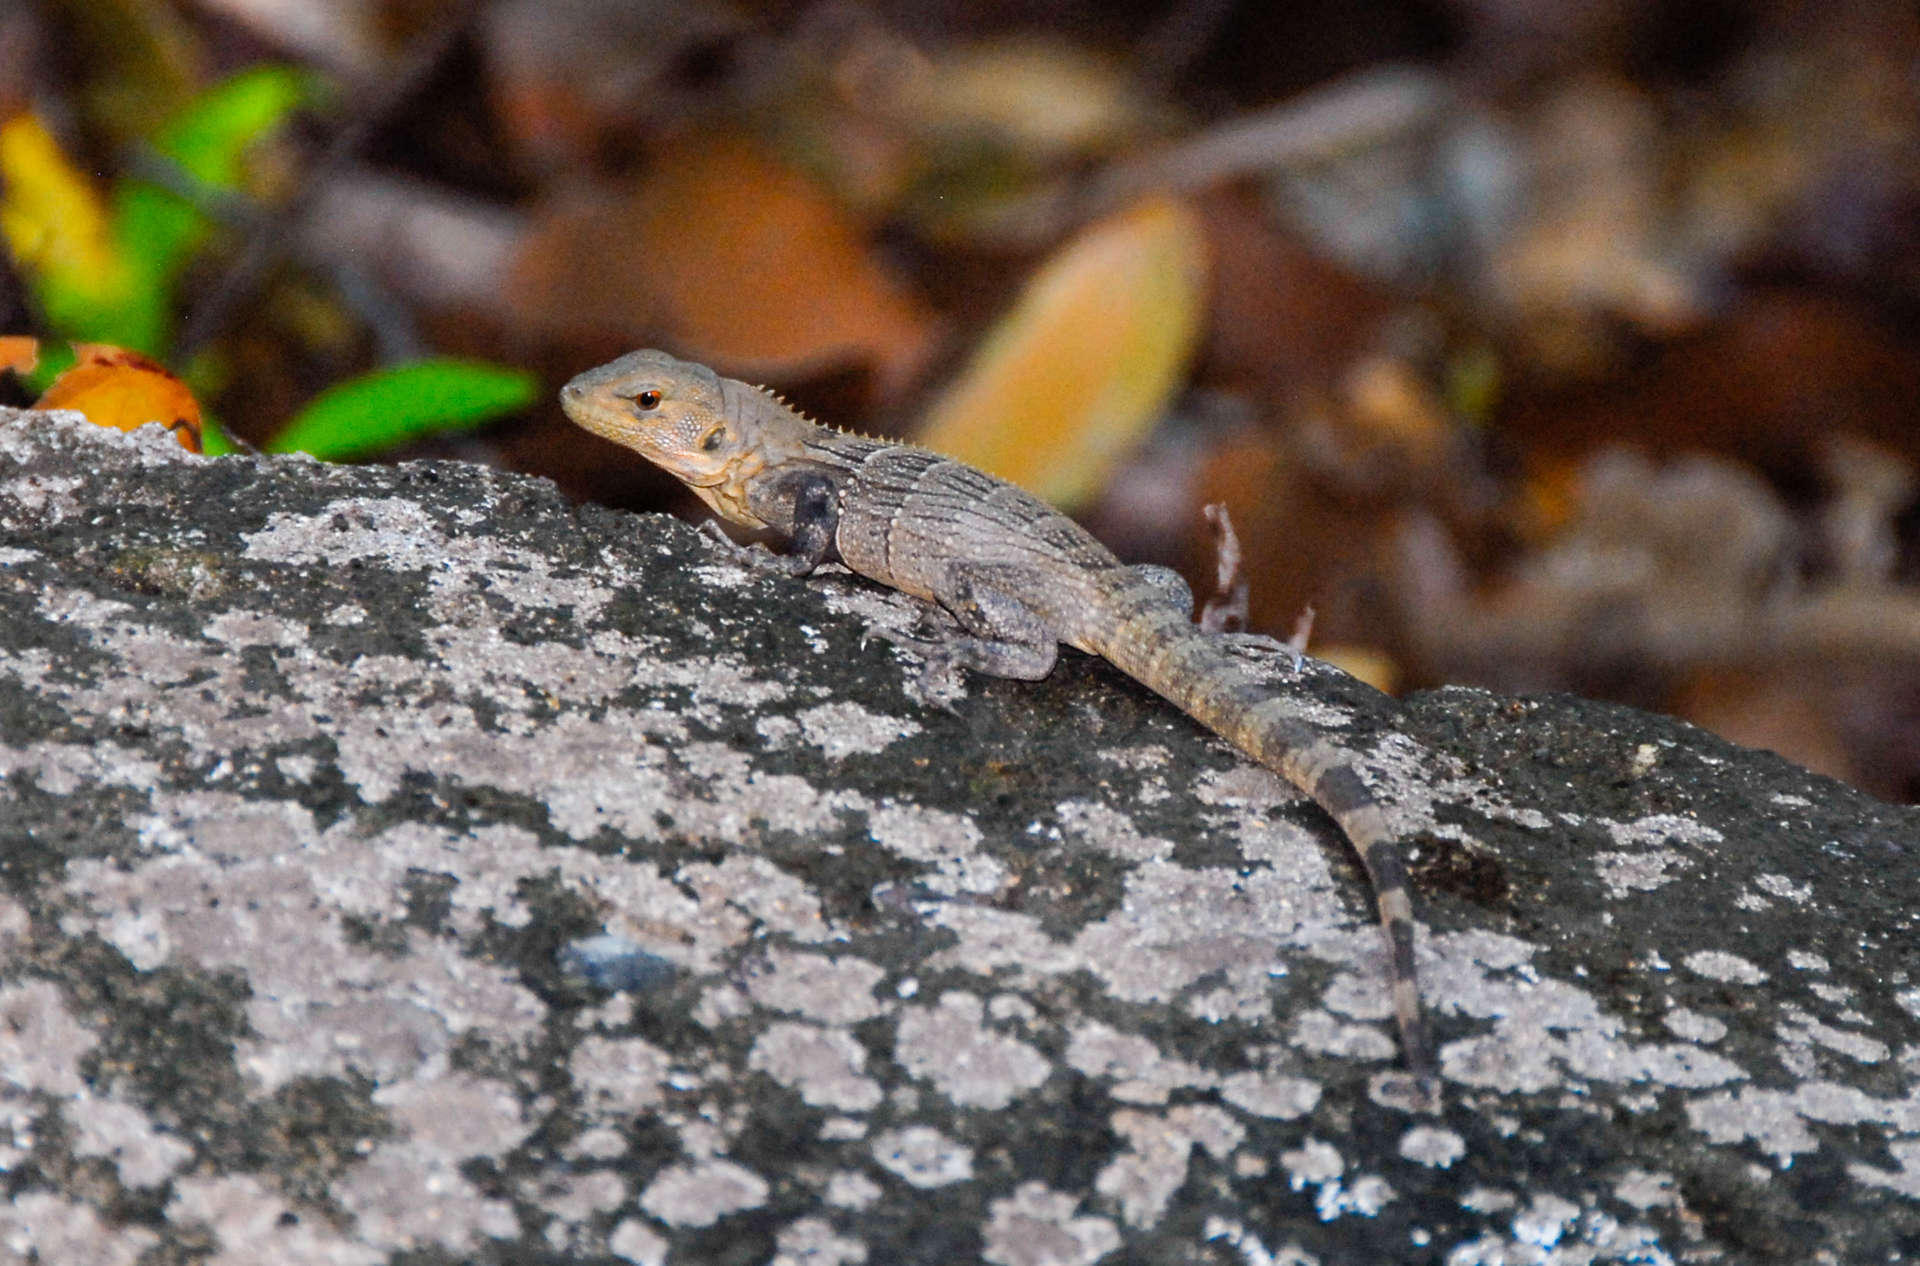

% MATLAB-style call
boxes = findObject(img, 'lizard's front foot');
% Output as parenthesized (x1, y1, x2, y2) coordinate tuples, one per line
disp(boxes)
(698, 520, 815, 577)
(874, 632, 970, 712)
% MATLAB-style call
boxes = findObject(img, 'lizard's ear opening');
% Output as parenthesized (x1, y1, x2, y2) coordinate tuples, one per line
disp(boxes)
(633, 389, 662, 411)
(700, 425, 728, 452)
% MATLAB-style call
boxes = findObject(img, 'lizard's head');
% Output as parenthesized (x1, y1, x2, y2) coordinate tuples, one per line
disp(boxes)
(560, 349, 802, 528)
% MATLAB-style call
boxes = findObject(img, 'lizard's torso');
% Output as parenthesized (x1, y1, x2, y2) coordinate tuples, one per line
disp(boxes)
(776, 434, 1123, 654)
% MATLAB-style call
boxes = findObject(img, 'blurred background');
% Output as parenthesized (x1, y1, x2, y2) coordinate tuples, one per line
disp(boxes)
(2, 0, 1917, 799)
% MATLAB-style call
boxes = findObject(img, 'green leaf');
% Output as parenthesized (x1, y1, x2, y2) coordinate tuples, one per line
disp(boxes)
(265, 360, 539, 459)
(199, 415, 238, 456)
(154, 65, 318, 185)
(19, 340, 76, 396)
(111, 66, 321, 355)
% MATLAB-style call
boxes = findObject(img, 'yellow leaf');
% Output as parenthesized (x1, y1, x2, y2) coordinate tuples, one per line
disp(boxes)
(0, 115, 126, 309)
(917, 196, 1208, 507)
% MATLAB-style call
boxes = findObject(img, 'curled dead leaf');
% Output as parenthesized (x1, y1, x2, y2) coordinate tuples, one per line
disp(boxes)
(0, 335, 38, 375)
(34, 343, 203, 453)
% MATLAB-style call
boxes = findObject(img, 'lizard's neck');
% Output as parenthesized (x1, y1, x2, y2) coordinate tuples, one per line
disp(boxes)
(695, 380, 834, 530)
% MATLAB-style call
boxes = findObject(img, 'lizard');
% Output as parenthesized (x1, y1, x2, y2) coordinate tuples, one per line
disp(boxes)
(560, 348, 1437, 1100)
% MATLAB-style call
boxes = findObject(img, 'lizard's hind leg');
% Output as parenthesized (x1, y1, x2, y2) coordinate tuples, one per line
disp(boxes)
(1127, 564, 1195, 616)
(887, 562, 1062, 700)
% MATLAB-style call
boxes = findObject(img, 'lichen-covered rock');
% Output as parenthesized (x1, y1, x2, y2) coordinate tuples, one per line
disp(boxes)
(2, 410, 1916, 1265)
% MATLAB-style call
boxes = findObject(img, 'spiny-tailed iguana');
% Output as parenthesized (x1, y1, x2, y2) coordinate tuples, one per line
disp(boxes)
(561, 349, 1436, 1099)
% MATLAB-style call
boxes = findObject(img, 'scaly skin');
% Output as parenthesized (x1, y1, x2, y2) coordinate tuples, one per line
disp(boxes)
(561, 349, 1436, 1097)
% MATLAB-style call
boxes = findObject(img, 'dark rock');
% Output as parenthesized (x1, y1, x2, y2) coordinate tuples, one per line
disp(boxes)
(2, 410, 1916, 1265)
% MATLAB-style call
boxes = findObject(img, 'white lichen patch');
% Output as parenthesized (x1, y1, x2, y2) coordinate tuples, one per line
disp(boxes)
(1611, 1169, 1677, 1210)
(0, 979, 97, 1096)
(894, 992, 1052, 1110)
(61, 803, 549, 1092)
(1445, 1193, 1670, 1263)
(827, 1169, 886, 1208)
(64, 1091, 194, 1189)
(571, 1034, 676, 1115)
(748, 1022, 884, 1111)
(608, 1218, 668, 1266)
(914, 913, 1082, 1005)
(742, 949, 890, 1025)
(169, 1173, 384, 1266)
(1073, 859, 1343, 1012)
(1428, 930, 1753, 1097)
(980, 1182, 1121, 1266)
(1460, 1187, 1518, 1214)
(676, 855, 834, 943)
(1281, 1138, 1396, 1220)
(332, 1072, 528, 1251)
(1398, 1126, 1466, 1168)
(1055, 798, 1176, 863)
(1602, 814, 1725, 849)
(1290, 1008, 1398, 1061)
(871, 1125, 974, 1189)
(1592, 849, 1687, 898)
(865, 800, 1009, 895)
(1686, 1079, 1920, 1166)
(792, 700, 922, 758)
(1095, 1105, 1245, 1229)
(1776, 1012, 1891, 1065)
(0, 739, 164, 796)
(1219, 1069, 1323, 1120)
(1682, 951, 1767, 985)
(1754, 873, 1812, 903)
(1, 1192, 160, 1266)
(638, 1159, 770, 1228)
(1099, 744, 1170, 772)
(1663, 1008, 1727, 1044)
(243, 495, 620, 621)
(1065, 1021, 1217, 1104)
(1851, 1139, 1920, 1199)
(1281, 1139, 1345, 1187)
(771, 1217, 868, 1266)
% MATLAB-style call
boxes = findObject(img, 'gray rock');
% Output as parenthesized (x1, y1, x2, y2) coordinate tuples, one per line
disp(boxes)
(1, 409, 1916, 1265)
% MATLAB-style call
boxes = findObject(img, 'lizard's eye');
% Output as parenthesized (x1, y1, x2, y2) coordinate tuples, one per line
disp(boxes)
(700, 426, 728, 452)
(633, 389, 662, 411)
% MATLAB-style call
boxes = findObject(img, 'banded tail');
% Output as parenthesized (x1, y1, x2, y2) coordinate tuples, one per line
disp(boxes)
(1091, 575, 1435, 1091)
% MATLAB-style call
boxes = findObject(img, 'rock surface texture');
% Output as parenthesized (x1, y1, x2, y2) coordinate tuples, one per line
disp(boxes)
(1, 410, 1917, 1266)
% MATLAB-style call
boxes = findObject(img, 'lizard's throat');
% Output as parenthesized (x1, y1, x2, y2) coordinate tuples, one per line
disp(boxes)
(685, 454, 773, 529)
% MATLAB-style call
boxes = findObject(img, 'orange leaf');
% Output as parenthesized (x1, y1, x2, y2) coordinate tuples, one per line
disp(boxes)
(916, 196, 1208, 507)
(0, 335, 38, 375)
(34, 344, 203, 453)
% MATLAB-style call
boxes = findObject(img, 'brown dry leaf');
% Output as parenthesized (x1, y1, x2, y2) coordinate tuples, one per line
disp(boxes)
(916, 196, 1209, 508)
(35, 344, 203, 453)
(0, 335, 38, 375)
(511, 134, 937, 397)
